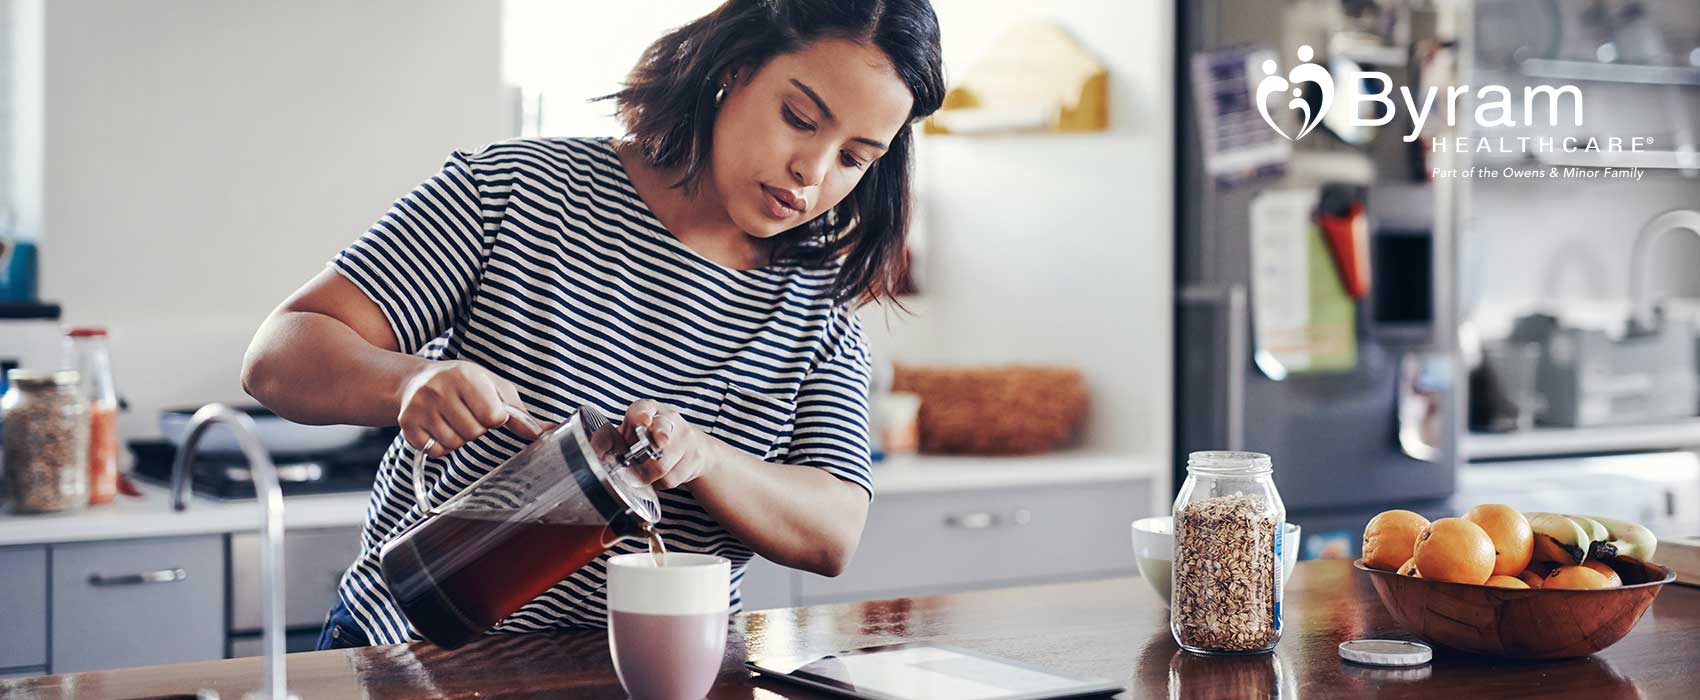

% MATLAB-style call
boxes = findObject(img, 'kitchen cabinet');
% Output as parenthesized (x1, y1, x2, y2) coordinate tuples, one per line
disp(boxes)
(798, 480, 1146, 603)
(0, 668, 45, 680)
(737, 555, 795, 610)
(50, 535, 225, 673)
(228, 526, 362, 656)
(0, 546, 48, 670)
(735, 480, 1150, 607)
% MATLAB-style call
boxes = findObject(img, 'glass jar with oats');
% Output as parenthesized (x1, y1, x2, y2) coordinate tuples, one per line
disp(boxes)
(1170, 451, 1285, 655)
(2, 370, 91, 513)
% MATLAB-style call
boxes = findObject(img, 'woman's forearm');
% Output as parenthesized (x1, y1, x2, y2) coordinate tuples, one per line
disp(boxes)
(241, 310, 427, 427)
(687, 439, 870, 577)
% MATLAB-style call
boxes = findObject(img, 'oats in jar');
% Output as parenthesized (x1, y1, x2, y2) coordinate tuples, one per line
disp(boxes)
(2, 370, 91, 513)
(1172, 494, 1280, 652)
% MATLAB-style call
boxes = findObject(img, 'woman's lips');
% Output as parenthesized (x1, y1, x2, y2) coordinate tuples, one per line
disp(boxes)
(761, 184, 804, 219)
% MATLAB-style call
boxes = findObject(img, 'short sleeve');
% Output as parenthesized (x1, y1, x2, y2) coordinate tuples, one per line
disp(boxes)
(784, 309, 874, 500)
(332, 149, 497, 355)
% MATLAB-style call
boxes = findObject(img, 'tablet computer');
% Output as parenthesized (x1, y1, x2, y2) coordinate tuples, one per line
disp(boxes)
(746, 642, 1124, 700)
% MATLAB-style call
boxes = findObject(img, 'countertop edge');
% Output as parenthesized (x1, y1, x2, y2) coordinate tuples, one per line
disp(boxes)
(0, 451, 1155, 546)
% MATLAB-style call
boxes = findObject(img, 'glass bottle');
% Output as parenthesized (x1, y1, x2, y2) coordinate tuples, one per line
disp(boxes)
(1170, 451, 1286, 655)
(2, 370, 91, 513)
(66, 328, 120, 505)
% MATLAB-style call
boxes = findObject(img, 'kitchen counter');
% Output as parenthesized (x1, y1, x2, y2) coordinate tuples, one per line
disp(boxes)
(871, 451, 1156, 494)
(5, 560, 1695, 699)
(0, 452, 1155, 547)
(1463, 418, 1700, 460)
(0, 481, 370, 547)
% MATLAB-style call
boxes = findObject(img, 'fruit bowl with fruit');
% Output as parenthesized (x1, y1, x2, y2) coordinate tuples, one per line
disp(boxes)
(1355, 506, 1677, 659)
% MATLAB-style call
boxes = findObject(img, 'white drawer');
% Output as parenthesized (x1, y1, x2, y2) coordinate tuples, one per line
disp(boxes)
(51, 535, 225, 673)
(797, 480, 1148, 604)
(0, 547, 47, 669)
(231, 527, 361, 632)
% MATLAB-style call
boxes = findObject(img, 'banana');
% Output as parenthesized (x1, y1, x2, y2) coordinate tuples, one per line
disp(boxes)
(1578, 514, 1658, 563)
(1566, 515, 1614, 560)
(1568, 515, 1609, 543)
(1526, 512, 1591, 565)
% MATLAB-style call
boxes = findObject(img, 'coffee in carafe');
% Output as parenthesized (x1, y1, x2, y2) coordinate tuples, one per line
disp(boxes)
(379, 405, 663, 648)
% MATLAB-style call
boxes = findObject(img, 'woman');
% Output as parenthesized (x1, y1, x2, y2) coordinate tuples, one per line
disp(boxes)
(241, 0, 944, 649)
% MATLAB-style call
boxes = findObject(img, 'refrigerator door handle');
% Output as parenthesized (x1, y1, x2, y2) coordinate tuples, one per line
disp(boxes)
(1179, 283, 1248, 451)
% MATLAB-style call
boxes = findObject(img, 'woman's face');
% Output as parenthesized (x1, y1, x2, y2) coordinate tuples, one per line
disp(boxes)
(710, 38, 915, 239)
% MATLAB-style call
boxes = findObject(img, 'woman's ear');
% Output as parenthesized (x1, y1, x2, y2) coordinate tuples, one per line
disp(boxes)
(720, 64, 753, 91)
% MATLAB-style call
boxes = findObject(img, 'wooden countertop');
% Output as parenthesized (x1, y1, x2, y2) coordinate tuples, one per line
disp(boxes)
(6, 560, 1696, 699)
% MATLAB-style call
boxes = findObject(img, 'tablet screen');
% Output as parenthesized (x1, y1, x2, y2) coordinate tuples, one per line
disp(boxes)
(752, 643, 1119, 700)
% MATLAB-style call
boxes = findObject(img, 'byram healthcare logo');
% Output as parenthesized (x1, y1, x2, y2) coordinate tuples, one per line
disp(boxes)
(1254, 45, 1600, 146)
(1255, 45, 1332, 141)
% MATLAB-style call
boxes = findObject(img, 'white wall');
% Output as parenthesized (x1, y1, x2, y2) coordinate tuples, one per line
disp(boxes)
(38, 0, 1176, 474)
(37, 0, 506, 439)
(860, 0, 1175, 461)
(502, 0, 719, 137)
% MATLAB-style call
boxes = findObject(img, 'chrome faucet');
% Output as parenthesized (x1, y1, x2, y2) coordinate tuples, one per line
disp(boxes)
(1628, 209, 1700, 334)
(171, 404, 296, 700)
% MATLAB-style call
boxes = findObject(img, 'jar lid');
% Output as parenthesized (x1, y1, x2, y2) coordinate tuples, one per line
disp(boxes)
(7, 369, 81, 388)
(1338, 639, 1432, 667)
(1187, 450, 1274, 475)
(67, 326, 109, 338)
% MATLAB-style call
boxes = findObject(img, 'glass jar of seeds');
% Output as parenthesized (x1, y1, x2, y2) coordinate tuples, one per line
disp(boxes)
(2, 370, 91, 513)
(1170, 451, 1285, 655)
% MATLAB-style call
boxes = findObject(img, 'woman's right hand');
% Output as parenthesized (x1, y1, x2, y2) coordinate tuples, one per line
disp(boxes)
(398, 360, 545, 457)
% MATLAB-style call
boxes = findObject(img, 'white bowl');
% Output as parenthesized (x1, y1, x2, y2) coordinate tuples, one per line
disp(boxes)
(160, 406, 368, 456)
(1131, 516, 1301, 606)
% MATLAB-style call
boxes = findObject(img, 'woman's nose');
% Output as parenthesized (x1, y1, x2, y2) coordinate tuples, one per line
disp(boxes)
(789, 148, 832, 188)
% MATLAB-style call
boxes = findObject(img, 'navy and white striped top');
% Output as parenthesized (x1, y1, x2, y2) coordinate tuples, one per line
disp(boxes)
(329, 136, 874, 644)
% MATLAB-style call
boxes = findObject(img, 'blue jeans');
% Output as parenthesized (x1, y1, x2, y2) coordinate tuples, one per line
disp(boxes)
(315, 599, 372, 650)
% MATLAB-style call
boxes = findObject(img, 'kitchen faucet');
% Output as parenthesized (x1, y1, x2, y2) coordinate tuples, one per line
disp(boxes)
(1628, 209, 1700, 335)
(171, 404, 297, 700)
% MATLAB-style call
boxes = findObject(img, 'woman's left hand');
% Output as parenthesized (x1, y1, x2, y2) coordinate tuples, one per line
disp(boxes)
(620, 399, 719, 489)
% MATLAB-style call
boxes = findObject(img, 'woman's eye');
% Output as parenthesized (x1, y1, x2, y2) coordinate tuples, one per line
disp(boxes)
(840, 151, 866, 169)
(782, 105, 814, 131)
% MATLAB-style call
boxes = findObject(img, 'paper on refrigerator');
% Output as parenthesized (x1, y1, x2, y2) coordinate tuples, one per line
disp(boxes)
(1249, 189, 1357, 378)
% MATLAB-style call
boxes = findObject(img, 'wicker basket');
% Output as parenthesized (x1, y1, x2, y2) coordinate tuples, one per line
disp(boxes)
(891, 364, 1088, 455)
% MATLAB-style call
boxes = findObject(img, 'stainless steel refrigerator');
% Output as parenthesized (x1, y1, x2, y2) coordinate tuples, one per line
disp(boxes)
(1173, 0, 1461, 560)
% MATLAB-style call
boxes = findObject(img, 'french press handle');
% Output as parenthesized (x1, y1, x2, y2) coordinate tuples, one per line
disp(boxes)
(408, 404, 543, 516)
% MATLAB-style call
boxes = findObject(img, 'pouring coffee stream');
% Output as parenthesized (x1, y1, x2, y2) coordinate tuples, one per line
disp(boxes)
(380, 404, 670, 648)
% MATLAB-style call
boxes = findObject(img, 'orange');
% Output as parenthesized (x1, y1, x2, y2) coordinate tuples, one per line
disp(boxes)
(1485, 575, 1530, 589)
(1464, 504, 1534, 577)
(1363, 510, 1431, 571)
(1544, 565, 1614, 590)
(1397, 557, 1420, 577)
(1516, 570, 1545, 589)
(1412, 517, 1496, 584)
(1581, 560, 1623, 587)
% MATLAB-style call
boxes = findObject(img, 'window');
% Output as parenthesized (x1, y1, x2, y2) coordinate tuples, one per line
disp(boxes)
(501, 0, 721, 137)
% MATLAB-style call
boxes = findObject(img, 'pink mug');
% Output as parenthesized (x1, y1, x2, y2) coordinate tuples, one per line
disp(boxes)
(607, 553, 731, 700)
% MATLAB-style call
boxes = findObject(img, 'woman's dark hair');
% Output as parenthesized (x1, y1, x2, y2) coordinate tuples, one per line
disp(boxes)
(601, 0, 945, 308)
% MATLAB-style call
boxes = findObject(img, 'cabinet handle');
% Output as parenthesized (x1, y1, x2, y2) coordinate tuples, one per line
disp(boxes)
(944, 510, 1030, 529)
(945, 512, 997, 529)
(88, 568, 187, 587)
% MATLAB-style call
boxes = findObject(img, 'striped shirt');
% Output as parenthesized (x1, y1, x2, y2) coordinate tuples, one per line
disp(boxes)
(329, 136, 874, 644)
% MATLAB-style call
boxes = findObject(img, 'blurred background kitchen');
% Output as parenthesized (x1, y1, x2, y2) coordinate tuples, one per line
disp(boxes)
(0, 0, 1697, 678)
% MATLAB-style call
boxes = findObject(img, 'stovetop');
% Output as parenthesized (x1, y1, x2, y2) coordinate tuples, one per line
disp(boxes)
(129, 428, 396, 501)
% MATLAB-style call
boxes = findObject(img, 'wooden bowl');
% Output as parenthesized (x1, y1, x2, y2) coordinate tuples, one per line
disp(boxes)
(1355, 558, 1676, 659)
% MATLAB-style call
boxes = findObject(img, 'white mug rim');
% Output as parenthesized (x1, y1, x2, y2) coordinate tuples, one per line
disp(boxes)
(608, 552, 730, 570)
